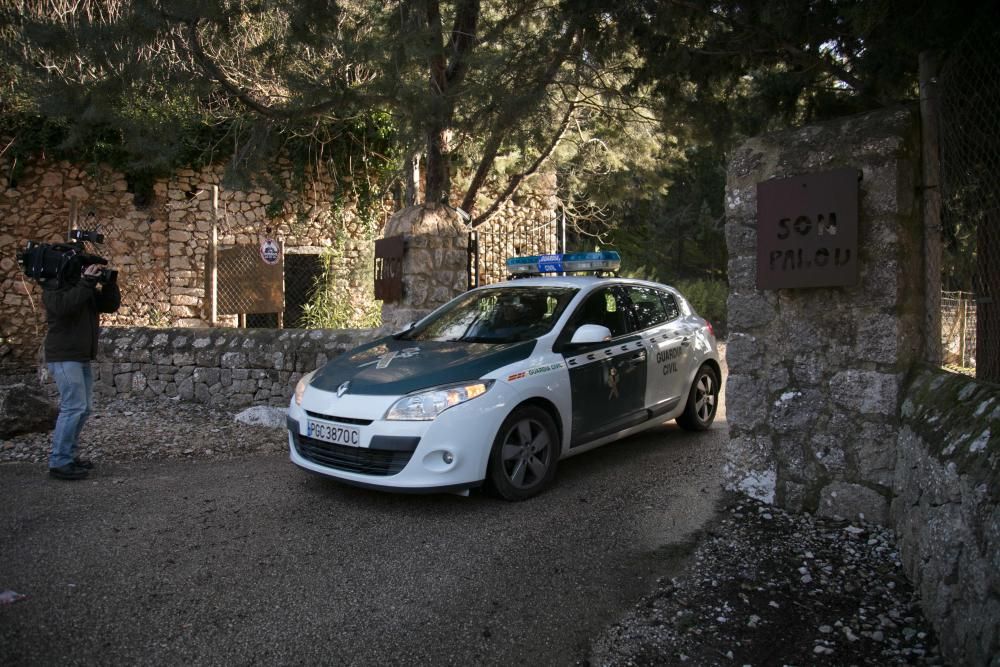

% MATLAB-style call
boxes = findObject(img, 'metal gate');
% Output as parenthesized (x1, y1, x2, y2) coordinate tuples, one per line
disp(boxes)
(468, 214, 564, 289)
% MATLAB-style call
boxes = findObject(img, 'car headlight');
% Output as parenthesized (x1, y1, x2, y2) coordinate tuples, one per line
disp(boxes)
(294, 370, 318, 406)
(385, 381, 494, 421)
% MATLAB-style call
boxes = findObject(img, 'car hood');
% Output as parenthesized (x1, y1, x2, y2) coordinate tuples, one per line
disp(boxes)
(310, 336, 536, 396)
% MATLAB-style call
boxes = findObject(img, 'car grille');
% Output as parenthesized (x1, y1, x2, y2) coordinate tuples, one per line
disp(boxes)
(304, 410, 373, 426)
(294, 435, 413, 476)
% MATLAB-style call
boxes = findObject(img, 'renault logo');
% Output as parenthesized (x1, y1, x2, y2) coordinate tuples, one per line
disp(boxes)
(337, 381, 350, 398)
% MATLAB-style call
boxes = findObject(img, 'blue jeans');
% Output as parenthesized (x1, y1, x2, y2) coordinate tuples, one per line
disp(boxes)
(47, 361, 93, 468)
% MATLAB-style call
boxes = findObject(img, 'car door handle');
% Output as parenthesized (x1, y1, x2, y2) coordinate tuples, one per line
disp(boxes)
(681, 337, 691, 347)
(628, 352, 645, 366)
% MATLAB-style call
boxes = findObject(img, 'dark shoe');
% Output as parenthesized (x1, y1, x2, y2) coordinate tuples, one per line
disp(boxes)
(73, 457, 94, 470)
(49, 464, 89, 481)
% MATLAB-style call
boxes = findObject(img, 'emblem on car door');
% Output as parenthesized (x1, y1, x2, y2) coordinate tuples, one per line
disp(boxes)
(337, 381, 350, 397)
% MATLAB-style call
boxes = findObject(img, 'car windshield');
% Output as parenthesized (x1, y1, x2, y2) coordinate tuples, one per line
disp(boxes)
(399, 286, 579, 343)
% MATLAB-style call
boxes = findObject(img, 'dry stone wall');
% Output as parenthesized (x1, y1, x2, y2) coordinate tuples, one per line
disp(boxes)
(724, 107, 925, 521)
(893, 368, 999, 666)
(92, 326, 380, 407)
(0, 156, 385, 371)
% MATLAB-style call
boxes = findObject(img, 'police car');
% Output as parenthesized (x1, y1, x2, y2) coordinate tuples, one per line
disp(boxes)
(287, 252, 720, 500)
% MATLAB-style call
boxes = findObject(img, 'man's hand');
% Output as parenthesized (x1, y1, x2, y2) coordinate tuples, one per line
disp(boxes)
(82, 264, 103, 278)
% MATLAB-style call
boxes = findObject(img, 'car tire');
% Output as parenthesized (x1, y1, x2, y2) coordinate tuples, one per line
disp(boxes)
(676, 364, 720, 431)
(486, 405, 559, 501)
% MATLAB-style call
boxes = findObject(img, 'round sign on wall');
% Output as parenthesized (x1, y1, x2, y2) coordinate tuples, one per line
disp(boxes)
(260, 238, 280, 265)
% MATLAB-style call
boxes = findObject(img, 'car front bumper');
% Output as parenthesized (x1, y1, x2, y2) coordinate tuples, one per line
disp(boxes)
(287, 385, 513, 492)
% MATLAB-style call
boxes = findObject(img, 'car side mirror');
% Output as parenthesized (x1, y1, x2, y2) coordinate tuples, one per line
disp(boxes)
(569, 324, 613, 345)
(394, 321, 416, 335)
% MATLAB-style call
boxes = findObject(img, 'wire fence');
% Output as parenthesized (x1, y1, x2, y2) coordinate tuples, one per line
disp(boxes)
(937, 12, 1000, 382)
(941, 291, 977, 373)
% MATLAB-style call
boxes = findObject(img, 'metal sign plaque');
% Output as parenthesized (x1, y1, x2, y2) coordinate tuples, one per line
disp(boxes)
(374, 235, 404, 302)
(756, 168, 860, 289)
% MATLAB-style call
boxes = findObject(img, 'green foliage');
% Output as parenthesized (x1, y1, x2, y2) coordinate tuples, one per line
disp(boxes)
(297, 241, 382, 330)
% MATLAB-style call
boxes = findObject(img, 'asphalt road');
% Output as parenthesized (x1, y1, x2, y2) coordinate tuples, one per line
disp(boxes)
(1, 417, 726, 666)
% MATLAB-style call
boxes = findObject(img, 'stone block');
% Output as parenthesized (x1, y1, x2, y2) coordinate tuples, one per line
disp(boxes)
(724, 433, 776, 503)
(853, 420, 898, 486)
(0, 383, 57, 437)
(725, 374, 769, 431)
(724, 221, 757, 256)
(726, 256, 757, 291)
(194, 383, 212, 403)
(725, 333, 762, 373)
(113, 372, 133, 393)
(194, 367, 220, 386)
(809, 434, 847, 475)
(727, 293, 776, 330)
(771, 388, 823, 434)
(817, 481, 889, 523)
(829, 370, 900, 415)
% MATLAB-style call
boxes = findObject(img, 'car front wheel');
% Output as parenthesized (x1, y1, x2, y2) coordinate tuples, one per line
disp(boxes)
(486, 405, 559, 501)
(676, 365, 720, 431)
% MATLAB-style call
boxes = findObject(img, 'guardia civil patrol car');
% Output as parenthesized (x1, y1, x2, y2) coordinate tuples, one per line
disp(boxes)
(287, 252, 720, 500)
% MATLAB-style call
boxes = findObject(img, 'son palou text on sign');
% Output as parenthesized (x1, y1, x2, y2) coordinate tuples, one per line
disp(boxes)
(756, 168, 860, 289)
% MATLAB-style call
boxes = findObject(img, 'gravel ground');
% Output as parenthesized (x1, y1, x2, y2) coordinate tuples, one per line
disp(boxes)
(589, 496, 943, 666)
(2, 393, 942, 666)
(0, 397, 286, 464)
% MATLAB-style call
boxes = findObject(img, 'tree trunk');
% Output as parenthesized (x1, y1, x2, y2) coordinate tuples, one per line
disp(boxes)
(402, 153, 418, 206)
(424, 124, 450, 205)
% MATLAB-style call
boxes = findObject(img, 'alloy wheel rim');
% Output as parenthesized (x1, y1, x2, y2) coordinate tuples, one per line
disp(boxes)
(695, 374, 717, 422)
(500, 418, 551, 489)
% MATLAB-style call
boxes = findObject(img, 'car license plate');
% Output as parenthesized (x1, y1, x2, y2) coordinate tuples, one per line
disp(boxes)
(306, 419, 361, 447)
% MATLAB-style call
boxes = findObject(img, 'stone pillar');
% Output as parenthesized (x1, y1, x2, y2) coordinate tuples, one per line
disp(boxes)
(724, 108, 925, 524)
(379, 204, 469, 330)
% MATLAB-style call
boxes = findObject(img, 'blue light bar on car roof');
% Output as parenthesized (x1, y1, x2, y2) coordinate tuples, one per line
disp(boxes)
(506, 251, 621, 275)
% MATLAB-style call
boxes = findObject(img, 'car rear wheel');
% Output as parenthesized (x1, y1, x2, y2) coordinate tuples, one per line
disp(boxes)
(486, 405, 559, 501)
(676, 365, 719, 431)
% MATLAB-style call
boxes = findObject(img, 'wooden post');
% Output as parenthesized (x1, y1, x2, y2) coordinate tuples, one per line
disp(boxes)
(920, 51, 944, 365)
(209, 185, 219, 325)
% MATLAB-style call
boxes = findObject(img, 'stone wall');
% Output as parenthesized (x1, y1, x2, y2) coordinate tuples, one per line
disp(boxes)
(1, 157, 558, 372)
(724, 107, 924, 521)
(0, 157, 380, 371)
(89, 326, 381, 407)
(893, 368, 999, 665)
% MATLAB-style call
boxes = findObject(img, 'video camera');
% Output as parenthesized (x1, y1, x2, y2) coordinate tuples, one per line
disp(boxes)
(19, 227, 118, 289)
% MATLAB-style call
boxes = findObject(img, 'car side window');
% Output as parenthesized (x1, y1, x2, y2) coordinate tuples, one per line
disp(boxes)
(660, 291, 680, 321)
(625, 286, 670, 331)
(559, 287, 628, 345)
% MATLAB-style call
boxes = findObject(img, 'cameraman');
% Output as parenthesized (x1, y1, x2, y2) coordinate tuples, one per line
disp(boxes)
(43, 262, 121, 480)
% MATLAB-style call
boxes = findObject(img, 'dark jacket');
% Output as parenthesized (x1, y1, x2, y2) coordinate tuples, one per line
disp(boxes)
(43, 277, 121, 362)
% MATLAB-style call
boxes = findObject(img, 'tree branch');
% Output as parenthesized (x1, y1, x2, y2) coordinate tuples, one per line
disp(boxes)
(460, 26, 579, 214)
(180, 15, 348, 120)
(471, 99, 577, 228)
